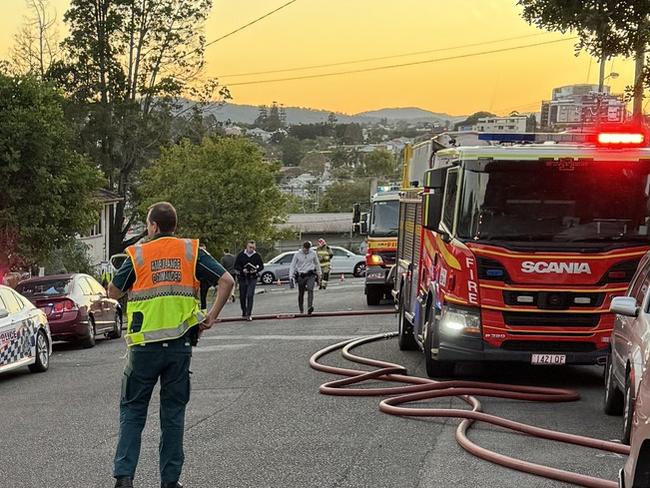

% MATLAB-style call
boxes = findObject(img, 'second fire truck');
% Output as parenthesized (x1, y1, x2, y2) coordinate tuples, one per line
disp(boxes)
(394, 129, 650, 376)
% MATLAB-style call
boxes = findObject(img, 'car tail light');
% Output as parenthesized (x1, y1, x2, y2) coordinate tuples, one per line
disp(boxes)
(51, 299, 77, 314)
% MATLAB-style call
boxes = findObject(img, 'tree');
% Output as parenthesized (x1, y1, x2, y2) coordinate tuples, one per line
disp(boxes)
(281, 136, 305, 166)
(335, 123, 364, 145)
(327, 112, 338, 126)
(319, 180, 371, 213)
(299, 152, 328, 175)
(139, 137, 287, 254)
(356, 150, 396, 178)
(52, 0, 225, 255)
(518, 1, 650, 115)
(453, 111, 496, 130)
(0, 74, 103, 268)
(11, 0, 60, 77)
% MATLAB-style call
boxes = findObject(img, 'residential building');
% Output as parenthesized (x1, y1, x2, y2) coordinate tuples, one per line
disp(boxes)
(473, 116, 528, 133)
(540, 84, 626, 130)
(276, 213, 361, 253)
(77, 189, 123, 271)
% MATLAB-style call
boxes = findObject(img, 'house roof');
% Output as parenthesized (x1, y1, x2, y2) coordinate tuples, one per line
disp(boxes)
(278, 213, 353, 234)
(96, 189, 123, 204)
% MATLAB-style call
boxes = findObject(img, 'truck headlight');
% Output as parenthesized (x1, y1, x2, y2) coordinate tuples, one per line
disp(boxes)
(440, 305, 481, 335)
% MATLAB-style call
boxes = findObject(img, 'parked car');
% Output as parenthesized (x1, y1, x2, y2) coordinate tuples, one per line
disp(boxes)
(259, 246, 366, 285)
(16, 274, 122, 348)
(620, 354, 650, 487)
(0, 285, 51, 375)
(605, 251, 650, 445)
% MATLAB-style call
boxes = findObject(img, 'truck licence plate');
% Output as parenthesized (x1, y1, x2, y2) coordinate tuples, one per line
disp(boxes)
(531, 354, 566, 365)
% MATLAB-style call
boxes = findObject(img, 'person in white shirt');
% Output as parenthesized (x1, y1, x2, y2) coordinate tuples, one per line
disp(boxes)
(289, 241, 322, 315)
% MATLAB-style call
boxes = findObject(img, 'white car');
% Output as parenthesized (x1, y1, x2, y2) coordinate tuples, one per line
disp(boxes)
(259, 246, 366, 285)
(0, 285, 51, 375)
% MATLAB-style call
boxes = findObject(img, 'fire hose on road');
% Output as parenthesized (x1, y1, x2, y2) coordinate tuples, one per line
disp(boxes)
(309, 332, 630, 488)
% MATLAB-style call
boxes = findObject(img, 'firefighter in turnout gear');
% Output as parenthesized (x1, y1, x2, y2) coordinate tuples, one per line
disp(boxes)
(316, 238, 333, 290)
(107, 202, 235, 488)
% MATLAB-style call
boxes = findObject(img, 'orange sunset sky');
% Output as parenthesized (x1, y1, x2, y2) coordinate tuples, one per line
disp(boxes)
(0, 0, 641, 116)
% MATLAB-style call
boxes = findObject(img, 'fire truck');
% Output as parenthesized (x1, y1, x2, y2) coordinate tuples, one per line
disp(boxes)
(354, 188, 400, 305)
(394, 128, 650, 376)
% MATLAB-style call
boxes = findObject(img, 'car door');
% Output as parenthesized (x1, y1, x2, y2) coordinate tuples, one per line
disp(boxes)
(87, 276, 113, 332)
(330, 247, 350, 274)
(77, 276, 102, 330)
(0, 289, 32, 369)
(614, 262, 650, 387)
(276, 253, 295, 280)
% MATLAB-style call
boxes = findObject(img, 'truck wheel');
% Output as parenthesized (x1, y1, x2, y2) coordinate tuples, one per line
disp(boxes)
(622, 369, 635, 444)
(604, 355, 624, 415)
(424, 307, 454, 377)
(398, 295, 417, 351)
(366, 286, 382, 306)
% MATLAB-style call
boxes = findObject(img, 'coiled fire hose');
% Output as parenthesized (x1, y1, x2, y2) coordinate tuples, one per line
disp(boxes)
(309, 332, 630, 488)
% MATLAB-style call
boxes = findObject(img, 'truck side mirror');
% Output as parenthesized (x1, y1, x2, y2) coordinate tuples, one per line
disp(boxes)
(352, 203, 361, 224)
(360, 213, 369, 235)
(423, 168, 446, 231)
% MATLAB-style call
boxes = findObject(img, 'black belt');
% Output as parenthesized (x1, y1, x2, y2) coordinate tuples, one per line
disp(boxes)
(297, 271, 316, 278)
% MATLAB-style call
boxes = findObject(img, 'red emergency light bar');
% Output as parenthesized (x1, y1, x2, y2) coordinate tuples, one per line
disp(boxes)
(597, 132, 645, 145)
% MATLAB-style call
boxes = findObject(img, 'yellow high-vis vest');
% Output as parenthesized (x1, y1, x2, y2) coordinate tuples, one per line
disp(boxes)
(124, 237, 203, 347)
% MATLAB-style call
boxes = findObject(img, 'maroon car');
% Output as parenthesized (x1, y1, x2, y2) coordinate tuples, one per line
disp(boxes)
(16, 274, 122, 348)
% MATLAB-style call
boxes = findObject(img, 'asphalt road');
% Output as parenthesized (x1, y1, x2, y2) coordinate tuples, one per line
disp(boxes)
(0, 278, 627, 487)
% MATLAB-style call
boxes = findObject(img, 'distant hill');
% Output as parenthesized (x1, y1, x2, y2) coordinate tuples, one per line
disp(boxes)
(202, 102, 464, 126)
(355, 107, 465, 123)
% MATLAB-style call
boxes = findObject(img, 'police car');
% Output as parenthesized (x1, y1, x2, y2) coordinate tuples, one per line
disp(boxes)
(0, 285, 51, 375)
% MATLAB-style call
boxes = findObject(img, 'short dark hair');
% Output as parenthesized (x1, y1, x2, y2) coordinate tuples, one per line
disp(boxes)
(302, 241, 311, 249)
(148, 202, 177, 233)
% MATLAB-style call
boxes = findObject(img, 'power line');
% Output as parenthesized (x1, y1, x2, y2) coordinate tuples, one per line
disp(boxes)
(220, 32, 553, 78)
(223, 37, 578, 87)
(205, 0, 300, 49)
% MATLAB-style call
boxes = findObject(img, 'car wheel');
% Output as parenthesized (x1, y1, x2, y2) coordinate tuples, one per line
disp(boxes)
(261, 272, 275, 285)
(82, 318, 96, 349)
(366, 286, 382, 306)
(424, 306, 454, 378)
(108, 311, 123, 339)
(623, 369, 635, 444)
(28, 330, 50, 373)
(398, 291, 418, 351)
(353, 262, 366, 278)
(604, 355, 624, 415)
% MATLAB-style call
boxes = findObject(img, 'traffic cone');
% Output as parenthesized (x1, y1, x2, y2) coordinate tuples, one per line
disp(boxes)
(340, 274, 345, 283)
(276, 277, 282, 286)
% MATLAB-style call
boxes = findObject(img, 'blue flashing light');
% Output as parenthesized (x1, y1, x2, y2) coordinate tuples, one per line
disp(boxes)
(478, 133, 536, 143)
(486, 269, 505, 278)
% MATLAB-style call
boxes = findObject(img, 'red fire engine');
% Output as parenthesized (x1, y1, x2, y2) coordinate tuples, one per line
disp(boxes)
(394, 128, 650, 376)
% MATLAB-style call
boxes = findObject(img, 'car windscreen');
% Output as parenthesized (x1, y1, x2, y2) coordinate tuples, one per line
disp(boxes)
(457, 160, 650, 244)
(16, 279, 72, 297)
(370, 200, 399, 237)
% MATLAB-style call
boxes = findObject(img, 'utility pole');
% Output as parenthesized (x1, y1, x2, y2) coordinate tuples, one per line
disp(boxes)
(633, 43, 646, 121)
(598, 55, 606, 93)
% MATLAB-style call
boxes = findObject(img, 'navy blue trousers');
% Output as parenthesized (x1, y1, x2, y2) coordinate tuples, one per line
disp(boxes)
(113, 336, 192, 483)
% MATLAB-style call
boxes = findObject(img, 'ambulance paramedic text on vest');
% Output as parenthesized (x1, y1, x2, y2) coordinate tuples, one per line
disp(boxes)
(107, 202, 235, 488)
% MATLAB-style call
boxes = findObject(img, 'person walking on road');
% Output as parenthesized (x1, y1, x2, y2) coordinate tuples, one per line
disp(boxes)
(289, 241, 322, 315)
(316, 238, 333, 290)
(234, 241, 264, 321)
(108, 202, 234, 488)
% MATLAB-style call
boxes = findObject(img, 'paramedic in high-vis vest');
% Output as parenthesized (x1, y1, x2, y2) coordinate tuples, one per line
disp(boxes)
(108, 202, 234, 488)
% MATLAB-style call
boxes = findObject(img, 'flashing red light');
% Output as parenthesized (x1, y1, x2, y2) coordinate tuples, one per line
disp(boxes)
(608, 271, 627, 280)
(597, 132, 645, 146)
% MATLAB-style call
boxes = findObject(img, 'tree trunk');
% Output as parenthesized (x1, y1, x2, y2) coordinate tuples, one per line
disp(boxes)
(598, 56, 606, 93)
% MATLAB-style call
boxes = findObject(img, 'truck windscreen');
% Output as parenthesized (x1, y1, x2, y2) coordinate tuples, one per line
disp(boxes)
(370, 200, 399, 237)
(457, 160, 650, 244)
